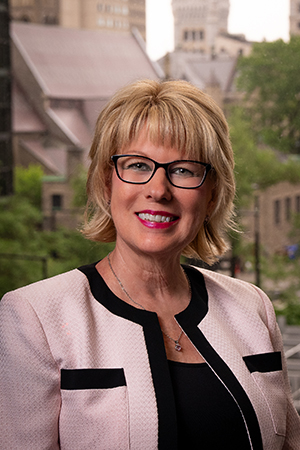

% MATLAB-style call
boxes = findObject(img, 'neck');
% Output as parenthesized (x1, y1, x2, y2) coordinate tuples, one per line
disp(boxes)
(102, 247, 190, 315)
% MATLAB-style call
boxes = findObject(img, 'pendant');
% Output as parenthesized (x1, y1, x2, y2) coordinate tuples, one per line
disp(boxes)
(175, 341, 182, 352)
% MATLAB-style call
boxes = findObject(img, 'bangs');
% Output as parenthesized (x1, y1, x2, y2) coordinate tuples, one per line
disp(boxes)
(113, 100, 218, 164)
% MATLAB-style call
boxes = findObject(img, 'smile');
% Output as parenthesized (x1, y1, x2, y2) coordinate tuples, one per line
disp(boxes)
(136, 211, 179, 229)
(137, 213, 176, 223)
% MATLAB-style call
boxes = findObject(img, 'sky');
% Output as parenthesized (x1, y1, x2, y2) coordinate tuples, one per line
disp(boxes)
(146, 0, 290, 60)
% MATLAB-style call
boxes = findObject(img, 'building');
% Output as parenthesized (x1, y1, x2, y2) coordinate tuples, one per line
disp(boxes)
(11, 21, 162, 228)
(9, 0, 59, 24)
(242, 181, 300, 256)
(171, 0, 251, 58)
(290, 0, 300, 36)
(172, 0, 230, 54)
(159, 0, 252, 109)
(9, 0, 146, 40)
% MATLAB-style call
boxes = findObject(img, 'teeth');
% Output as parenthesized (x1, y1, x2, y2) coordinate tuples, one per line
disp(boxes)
(138, 213, 173, 223)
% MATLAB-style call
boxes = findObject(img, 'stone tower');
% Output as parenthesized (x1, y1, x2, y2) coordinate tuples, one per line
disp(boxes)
(290, 0, 300, 36)
(172, 0, 230, 53)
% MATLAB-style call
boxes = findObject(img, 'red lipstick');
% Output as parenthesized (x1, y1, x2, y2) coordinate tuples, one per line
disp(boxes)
(136, 210, 179, 229)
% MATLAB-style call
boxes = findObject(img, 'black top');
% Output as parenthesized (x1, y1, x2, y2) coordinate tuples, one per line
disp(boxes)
(78, 262, 262, 449)
(168, 360, 251, 449)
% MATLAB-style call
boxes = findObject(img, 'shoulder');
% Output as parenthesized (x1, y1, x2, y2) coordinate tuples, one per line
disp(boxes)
(189, 265, 276, 326)
(1, 268, 89, 310)
(191, 265, 266, 299)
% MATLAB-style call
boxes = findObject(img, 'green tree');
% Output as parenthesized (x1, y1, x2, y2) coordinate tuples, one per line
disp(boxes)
(15, 164, 44, 208)
(0, 166, 113, 298)
(71, 164, 88, 208)
(228, 107, 300, 207)
(237, 37, 300, 154)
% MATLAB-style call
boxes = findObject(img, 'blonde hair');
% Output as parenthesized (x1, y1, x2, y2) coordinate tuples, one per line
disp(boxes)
(83, 79, 235, 264)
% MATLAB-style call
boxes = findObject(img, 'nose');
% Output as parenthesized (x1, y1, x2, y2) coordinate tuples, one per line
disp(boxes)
(144, 167, 172, 201)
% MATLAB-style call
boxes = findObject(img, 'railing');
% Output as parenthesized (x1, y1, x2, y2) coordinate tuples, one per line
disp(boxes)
(285, 343, 300, 359)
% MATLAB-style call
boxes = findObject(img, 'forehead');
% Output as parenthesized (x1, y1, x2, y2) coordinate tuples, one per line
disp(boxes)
(120, 129, 187, 160)
(119, 127, 198, 161)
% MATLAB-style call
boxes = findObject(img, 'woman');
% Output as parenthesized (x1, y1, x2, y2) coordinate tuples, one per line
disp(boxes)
(0, 79, 299, 449)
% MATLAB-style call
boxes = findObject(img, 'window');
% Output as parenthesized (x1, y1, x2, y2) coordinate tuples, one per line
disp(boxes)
(199, 30, 204, 40)
(52, 194, 63, 211)
(192, 30, 196, 40)
(274, 199, 281, 225)
(97, 3, 103, 12)
(98, 17, 105, 26)
(184, 30, 189, 41)
(285, 197, 291, 221)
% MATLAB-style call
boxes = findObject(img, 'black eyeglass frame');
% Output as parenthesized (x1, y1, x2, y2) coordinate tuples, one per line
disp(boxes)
(111, 154, 212, 189)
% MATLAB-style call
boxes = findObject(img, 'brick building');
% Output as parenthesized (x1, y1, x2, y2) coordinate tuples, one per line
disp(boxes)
(243, 182, 300, 256)
(9, 0, 146, 40)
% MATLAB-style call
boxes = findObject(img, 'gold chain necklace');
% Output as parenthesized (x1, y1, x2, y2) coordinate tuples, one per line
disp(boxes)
(107, 253, 190, 352)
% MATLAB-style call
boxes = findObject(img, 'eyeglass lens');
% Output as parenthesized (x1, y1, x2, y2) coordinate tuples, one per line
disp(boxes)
(115, 155, 208, 188)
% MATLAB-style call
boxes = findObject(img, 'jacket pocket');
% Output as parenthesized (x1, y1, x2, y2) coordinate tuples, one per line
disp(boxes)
(60, 369, 129, 449)
(61, 367, 126, 390)
(243, 352, 287, 437)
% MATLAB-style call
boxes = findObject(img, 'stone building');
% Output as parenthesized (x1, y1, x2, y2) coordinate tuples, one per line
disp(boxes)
(242, 181, 300, 256)
(9, 0, 146, 40)
(290, 0, 300, 36)
(159, 0, 252, 109)
(11, 21, 162, 229)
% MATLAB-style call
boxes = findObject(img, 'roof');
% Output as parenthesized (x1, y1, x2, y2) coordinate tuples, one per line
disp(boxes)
(160, 51, 237, 93)
(12, 82, 46, 133)
(20, 138, 67, 175)
(187, 57, 237, 92)
(11, 22, 160, 100)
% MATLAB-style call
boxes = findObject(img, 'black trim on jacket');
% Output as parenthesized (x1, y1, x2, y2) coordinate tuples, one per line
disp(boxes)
(78, 262, 263, 450)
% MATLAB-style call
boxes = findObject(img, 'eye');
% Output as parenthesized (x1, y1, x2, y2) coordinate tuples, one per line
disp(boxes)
(170, 165, 197, 178)
(125, 161, 152, 172)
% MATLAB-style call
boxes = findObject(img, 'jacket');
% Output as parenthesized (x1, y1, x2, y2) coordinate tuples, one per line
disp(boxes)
(0, 263, 299, 449)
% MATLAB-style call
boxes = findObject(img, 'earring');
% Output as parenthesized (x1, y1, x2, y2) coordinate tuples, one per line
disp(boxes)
(204, 216, 209, 225)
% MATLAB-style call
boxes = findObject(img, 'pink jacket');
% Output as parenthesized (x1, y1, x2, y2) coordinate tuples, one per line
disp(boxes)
(0, 263, 299, 449)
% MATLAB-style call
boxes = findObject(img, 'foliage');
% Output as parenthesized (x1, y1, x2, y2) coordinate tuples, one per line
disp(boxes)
(237, 37, 300, 154)
(0, 166, 114, 298)
(14, 164, 44, 208)
(71, 165, 88, 208)
(228, 107, 300, 207)
(255, 251, 300, 325)
(274, 287, 300, 326)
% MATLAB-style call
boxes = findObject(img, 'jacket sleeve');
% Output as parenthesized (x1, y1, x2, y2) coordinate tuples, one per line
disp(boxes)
(0, 291, 61, 449)
(256, 286, 300, 449)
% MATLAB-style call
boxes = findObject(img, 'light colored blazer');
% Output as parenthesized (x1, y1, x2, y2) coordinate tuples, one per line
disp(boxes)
(0, 263, 299, 449)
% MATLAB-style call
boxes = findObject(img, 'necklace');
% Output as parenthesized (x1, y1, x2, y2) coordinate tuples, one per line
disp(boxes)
(107, 253, 190, 352)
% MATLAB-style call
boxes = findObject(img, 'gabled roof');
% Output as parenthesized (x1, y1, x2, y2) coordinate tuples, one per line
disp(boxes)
(20, 138, 67, 176)
(187, 57, 237, 92)
(12, 82, 46, 133)
(11, 22, 160, 100)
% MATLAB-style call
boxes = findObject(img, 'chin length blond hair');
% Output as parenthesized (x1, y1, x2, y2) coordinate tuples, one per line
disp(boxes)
(83, 79, 236, 264)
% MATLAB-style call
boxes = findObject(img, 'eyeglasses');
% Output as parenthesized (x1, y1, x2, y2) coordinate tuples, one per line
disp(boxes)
(111, 154, 212, 189)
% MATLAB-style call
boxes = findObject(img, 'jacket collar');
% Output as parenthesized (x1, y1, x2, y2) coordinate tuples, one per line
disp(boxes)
(78, 262, 262, 450)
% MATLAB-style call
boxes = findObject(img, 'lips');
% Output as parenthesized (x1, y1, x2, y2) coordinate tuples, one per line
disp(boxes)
(136, 210, 179, 228)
